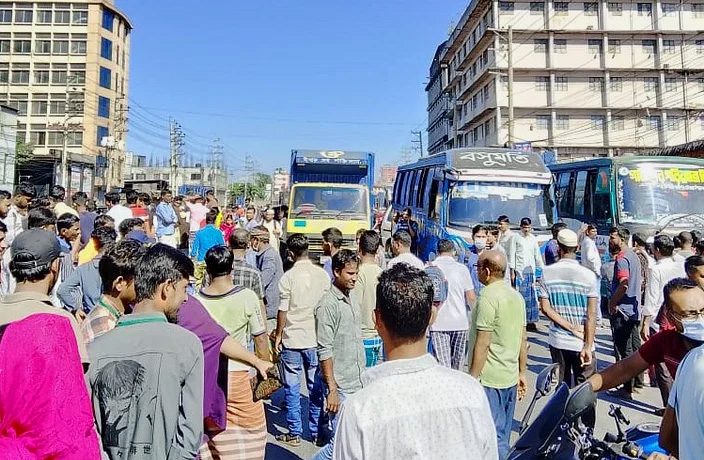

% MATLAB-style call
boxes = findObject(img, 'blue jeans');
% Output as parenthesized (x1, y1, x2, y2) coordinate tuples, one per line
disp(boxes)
(312, 388, 347, 460)
(484, 385, 517, 460)
(280, 347, 323, 438)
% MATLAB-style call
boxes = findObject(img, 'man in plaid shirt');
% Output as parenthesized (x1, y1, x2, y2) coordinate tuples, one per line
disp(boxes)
(229, 228, 266, 326)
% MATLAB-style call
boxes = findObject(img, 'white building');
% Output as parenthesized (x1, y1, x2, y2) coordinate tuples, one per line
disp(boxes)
(0, 104, 17, 190)
(431, 0, 704, 157)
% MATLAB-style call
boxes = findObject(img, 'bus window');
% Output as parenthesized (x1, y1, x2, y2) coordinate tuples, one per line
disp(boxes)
(590, 167, 612, 223)
(556, 172, 574, 217)
(416, 168, 429, 209)
(573, 170, 588, 217)
(393, 173, 403, 204)
(403, 171, 415, 206)
(428, 178, 441, 221)
(396, 172, 408, 205)
(409, 170, 420, 207)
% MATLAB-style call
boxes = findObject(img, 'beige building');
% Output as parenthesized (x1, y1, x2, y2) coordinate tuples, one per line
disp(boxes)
(0, 0, 131, 194)
(431, 0, 704, 157)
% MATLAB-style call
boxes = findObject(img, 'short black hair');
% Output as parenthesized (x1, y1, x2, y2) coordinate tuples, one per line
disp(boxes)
(94, 214, 115, 229)
(332, 249, 358, 273)
(229, 228, 250, 250)
(632, 233, 647, 248)
(685, 255, 704, 275)
(56, 213, 80, 232)
(610, 226, 629, 241)
(392, 230, 412, 248)
(437, 239, 455, 254)
(134, 244, 194, 302)
(551, 222, 567, 238)
(99, 239, 146, 293)
(691, 230, 702, 244)
(654, 234, 675, 257)
(139, 192, 151, 206)
(50, 185, 66, 201)
(105, 192, 121, 205)
(28, 207, 56, 229)
(497, 215, 510, 224)
(72, 193, 87, 207)
(125, 189, 139, 205)
(160, 189, 172, 197)
(322, 227, 343, 248)
(29, 197, 51, 210)
(0, 190, 11, 200)
(696, 239, 704, 255)
(402, 207, 412, 216)
(520, 217, 532, 227)
(246, 205, 256, 212)
(92, 226, 117, 251)
(286, 233, 309, 259)
(15, 182, 35, 198)
(205, 210, 218, 225)
(376, 263, 433, 340)
(359, 231, 380, 255)
(472, 224, 488, 237)
(664, 277, 698, 306)
(679, 231, 693, 245)
(72, 191, 87, 201)
(86, 199, 97, 212)
(204, 245, 233, 278)
(119, 218, 144, 237)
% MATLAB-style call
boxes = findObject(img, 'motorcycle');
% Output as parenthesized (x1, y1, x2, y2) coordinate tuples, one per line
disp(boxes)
(603, 404, 666, 458)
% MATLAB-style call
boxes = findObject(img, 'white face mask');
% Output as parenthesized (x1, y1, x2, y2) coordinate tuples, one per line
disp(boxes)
(681, 317, 704, 342)
(474, 238, 487, 251)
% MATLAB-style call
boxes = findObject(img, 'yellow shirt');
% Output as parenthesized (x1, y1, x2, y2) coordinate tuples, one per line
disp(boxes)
(78, 239, 99, 266)
(54, 202, 79, 217)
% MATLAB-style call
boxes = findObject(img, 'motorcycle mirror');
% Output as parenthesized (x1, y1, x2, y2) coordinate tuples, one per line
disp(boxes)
(536, 363, 560, 395)
(564, 382, 596, 423)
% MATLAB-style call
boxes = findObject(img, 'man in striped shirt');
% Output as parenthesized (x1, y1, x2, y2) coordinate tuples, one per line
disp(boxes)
(538, 229, 598, 426)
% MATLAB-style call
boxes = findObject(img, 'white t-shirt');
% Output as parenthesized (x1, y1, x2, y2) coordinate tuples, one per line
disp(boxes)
(430, 255, 474, 332)
(668, 344, 704, 460)
(387, 252, 425, 271)
(106, 204, 132, 232)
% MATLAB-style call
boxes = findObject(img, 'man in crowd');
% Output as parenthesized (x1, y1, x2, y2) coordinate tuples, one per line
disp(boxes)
(88, 244, 204, 459)
(262, 207, 282, 252)
(466, 225, 489, 296)
(497, 216, 515, 268)
(387, 230, 424, 270)
(126, 189, 152, 235)
(78, 214, 115, 265)
(205, 189, 219, 210)
(172, 195, 190, 253)
(191, 210, 225, 287)
(50, 185, 78, 218)
(81, 239, 146, 343)
(430, 239, 476, 370)
(607, 226, 644, 398)
(155, 190, 179, 248)
(187, 195, 209, 234)
(544, 222, 567, 266)
(580, 224, 602, 325)
(333, 263, 498, 460)
(274, 233, 330, 446)
(56, 213, 81, 260)
(105, 191, 131, 231)
(468, 250, 527, 460)
(351, 230, 384, 367)
(73, 193, 97, 247)
(394, 207, 419, 254)
(631, 233, 651, 305)
(244, 205, 259, 231)
(538, 229, 597, 425)
(674, 231, 695, 261)
(322, 227, 343, 279)
(314, 249, 366, 460)
(511, 217, 544, 331)
(252, 226, 283, 332)
(230, 228, 266, 321)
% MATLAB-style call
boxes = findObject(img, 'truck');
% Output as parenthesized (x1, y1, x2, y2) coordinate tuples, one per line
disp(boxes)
(287, 149, 375, 260)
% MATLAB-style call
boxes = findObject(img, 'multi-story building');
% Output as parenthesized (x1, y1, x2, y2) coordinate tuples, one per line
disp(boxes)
(0, 104, 17, 190)
(430, 0, 704, 158)
(378, 164, 398, 187)
(426, 41, 453, 155)
(0, 0, 131, 195)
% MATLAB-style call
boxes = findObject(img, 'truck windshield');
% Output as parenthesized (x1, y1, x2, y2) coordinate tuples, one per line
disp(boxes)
(290, 186, 368, 220)
(448, 181, 554, 230)
(619, 163, 704, 228)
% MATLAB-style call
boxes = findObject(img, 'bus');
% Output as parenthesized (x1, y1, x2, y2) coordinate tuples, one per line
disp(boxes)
(549, 155, 704, 248)
(392, 148, 557, 262)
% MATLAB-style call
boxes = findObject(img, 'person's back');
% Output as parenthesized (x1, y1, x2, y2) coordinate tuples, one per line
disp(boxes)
(668, 344, 704, 460)
(613, 247, 643, 318)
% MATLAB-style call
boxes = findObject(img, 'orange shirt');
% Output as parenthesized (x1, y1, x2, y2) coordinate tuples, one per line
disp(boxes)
(78, 239, 99, 266)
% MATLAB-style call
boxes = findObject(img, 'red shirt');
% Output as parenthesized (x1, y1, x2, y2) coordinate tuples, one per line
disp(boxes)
(638, 329, 689, 377)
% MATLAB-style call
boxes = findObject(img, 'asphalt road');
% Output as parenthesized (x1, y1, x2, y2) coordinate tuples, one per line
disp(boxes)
(263, 320, 664, 459)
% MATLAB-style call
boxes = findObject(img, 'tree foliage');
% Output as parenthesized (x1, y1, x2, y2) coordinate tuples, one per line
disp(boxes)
(229, 172, 271, 202)
(15, 140, 34, 166)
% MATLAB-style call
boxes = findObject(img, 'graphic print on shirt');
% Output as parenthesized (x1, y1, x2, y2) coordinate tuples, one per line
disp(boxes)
(95, 353, 161, 456)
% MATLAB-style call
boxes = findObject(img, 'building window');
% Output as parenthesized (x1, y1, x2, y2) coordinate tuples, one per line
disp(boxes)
(696, 40, 704, 54)
(47, 131, 63, 146)
(642, 39, 657, 54)
(584, 2, 598, 15)
(37, 10, 52, 23)
(554, 39, 567, 53)
(54, 10, 70, 24)
(13, 40, 31, 54)
(608, 2, 623, 14)
(661, 3, 678, 15)
(98, 96, 111, 118)
(637, 2, 652, 15)
(52, 70, 67, 85)
(35, 39, 51, 54)
(666, 116, 680, 131)
(662, 39, 676, 54)
(610, 76, 623, 91)
(67, 132, 82, 146)
(99, 67, 112, 89)
(555, 76, 568, 91)
(53, 40, 69, 55)
(588, 39, 602, 54)
(644, 76, 659, 92)
(96, 126, 109, 146)
(535, 76, 550, 91)
(72, 11, 88, 25)
(0, 39, 9, 54)
(34, 70, 49, 84)
(611, 116, 625, 130)
(589, 77, 604, 91)
(694, 4, 704, 17)
(664, 77, 678, 92)
(608, 39, 621, 54)
(530, 2, 544, 14)
(71, 71, 86, 84)
(554, 2, 569, 14)
(649, 116, 661, 129)
(15, 9, 33, 23)
(0, 69, 7, 84)
(101, 38, 113, 60)
(556, 115, 570, 130)
(71, 40, 86, 55)
(0, 8, 11, 23)
(499, 1, 514, 13)
(591, 115, 605, 129)
(536, 115, 550, 130)
(102, 9, 115, 31)
(11, 70, 29, 85)
(49, 100, 66, 115)
(31, 101, 48, 116)
(534, 39, 548, 52)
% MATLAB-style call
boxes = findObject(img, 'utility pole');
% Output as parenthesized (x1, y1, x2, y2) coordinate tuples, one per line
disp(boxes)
(243, 153, 253, 204)
(411, 130, 424, 157)
(507, 25, 515, 146)
(210, 138, 224, 201)
(112, 95, 128, 192)
(56, 73, 83, 189)
(169, 119, 185, 192)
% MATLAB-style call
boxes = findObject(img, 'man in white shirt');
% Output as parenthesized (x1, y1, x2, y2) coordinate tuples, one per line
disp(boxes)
(104, 192, 132, 233)
(333, 263, 497, 460)
(387, 230, 424, 270)
(642, 234, 686, 341)
(429, 239, 476, 370)
(580, 224, 603, 324)
(1, 183, 34, 297)
(512, 217, 544, 331)
(497, 215, 515, 280)
(50, 185, 79, 218)
(262, 207, 282, 252)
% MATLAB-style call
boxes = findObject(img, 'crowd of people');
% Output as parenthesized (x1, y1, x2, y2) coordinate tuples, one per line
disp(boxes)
(0, 183, 703, 460)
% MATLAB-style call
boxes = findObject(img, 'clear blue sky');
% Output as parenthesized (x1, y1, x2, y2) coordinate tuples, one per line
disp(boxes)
(120, 0, 467, 177)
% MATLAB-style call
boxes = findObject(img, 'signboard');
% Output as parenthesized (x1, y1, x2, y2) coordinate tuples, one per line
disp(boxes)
(626, 167, 704, 186)
(292, 150, 371, 166)
(450, 149, 550, 174)
(511, 142, 533, 153)
(70, 166, 81, 192)
(82, 167, 93, 193)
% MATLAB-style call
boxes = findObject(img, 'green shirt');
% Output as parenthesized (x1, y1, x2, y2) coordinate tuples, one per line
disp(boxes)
(468, 280, 526, 389)
(350, 262, 383, 339)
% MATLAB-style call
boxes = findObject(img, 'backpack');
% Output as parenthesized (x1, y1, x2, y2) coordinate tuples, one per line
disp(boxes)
(424, 264, 448, 304)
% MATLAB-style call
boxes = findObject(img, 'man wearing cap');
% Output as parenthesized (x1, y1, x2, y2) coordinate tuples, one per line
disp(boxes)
(0, 228, 89, 367)
(538, 229, 597, 425)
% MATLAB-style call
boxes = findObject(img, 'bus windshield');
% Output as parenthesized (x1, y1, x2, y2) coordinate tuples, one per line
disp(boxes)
(448, 181, 554, 229)
(619, 163, 704, 227)
(290, 186, 368, 220)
